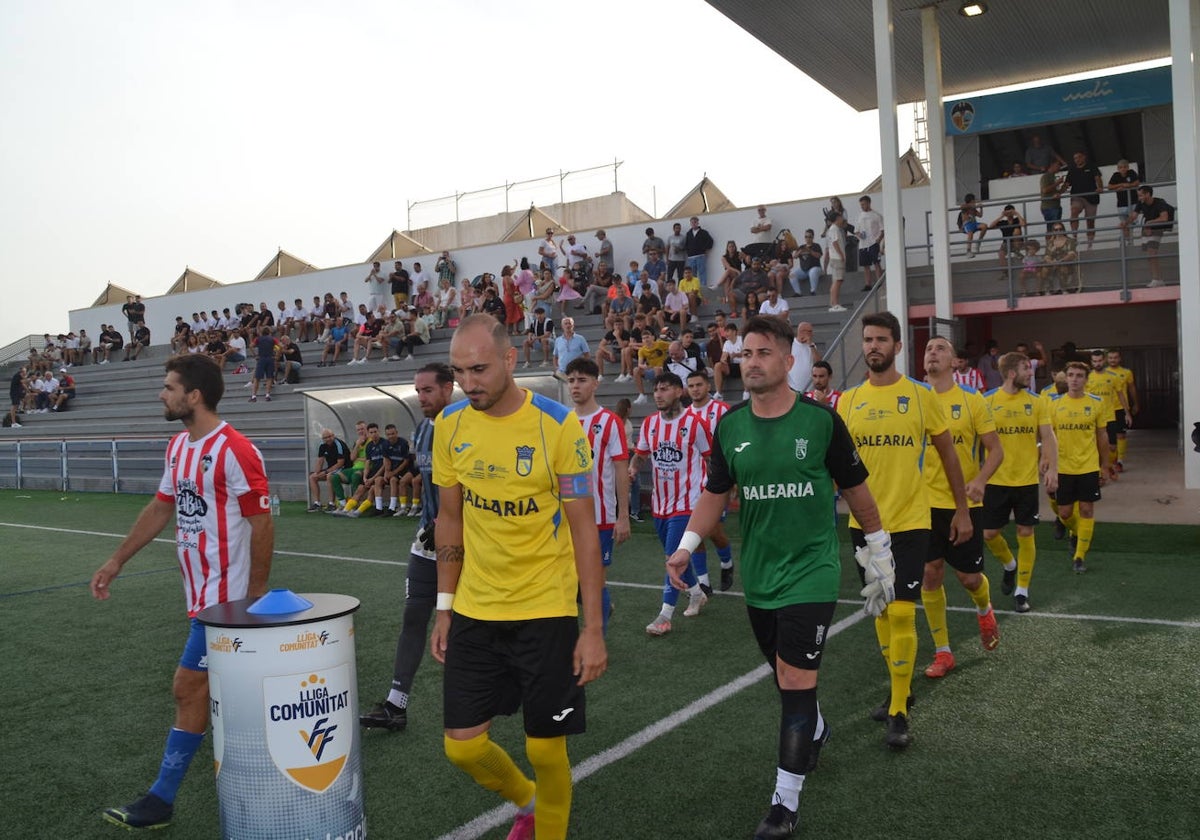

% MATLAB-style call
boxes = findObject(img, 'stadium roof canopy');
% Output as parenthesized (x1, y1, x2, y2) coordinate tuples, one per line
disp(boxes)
(705, 0, 1171, 111)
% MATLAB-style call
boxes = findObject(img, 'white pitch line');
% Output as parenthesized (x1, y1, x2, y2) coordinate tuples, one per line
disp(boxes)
(434, 610, 869, 840)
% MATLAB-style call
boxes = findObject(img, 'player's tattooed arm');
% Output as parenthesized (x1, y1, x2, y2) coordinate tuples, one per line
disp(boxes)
(437, 545, 464, 565)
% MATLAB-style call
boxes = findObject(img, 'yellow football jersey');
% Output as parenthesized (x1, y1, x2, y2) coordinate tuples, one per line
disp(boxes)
(1048, 392, 1105, 475)
(433, 389, 594, 621)
(924, 384, 993, 509)
(1086, 369, 1124, 418)
(1107, 365, 1134, 404)
(838, 376, 947, 532)
(984, 387, 1051, 487)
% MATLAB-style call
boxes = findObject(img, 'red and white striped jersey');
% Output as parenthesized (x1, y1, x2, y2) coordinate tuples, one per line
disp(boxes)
(803, 390, 842, 411)
(686, 397, 729, 436)
(156, 422, 271, 616)
(953, 368, 985, 391)
(636, 410, 711, 518)
(575, 407, 629, 528)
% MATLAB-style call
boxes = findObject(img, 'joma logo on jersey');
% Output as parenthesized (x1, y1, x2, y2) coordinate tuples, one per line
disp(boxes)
(897, 396, 910, 414)
(515, 445, 535, 476)
(951, 404, 962, 420)
(176, 488, 208, 518)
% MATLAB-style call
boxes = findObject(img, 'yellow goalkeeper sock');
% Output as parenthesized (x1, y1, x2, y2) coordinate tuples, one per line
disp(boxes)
(1016, 533, 1036, 589)
(357, 498, 374, 513)
(526, 736, 572, 840)
(874, 613, 891, 663)
(444, 733, 535, 809)
(920, 586, 950, 651)
(1116, 437, 1128, 462)
(1075, 517, 1095, 560)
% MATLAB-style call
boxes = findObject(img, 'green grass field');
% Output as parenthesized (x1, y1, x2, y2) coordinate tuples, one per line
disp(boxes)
(2, 489, 1198, 839)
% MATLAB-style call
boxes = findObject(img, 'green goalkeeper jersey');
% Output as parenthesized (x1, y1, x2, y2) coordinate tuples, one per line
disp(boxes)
(706, 395, 868, 608)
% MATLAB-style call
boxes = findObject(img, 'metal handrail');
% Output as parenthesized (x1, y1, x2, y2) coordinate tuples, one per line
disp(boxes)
(0, 334, 40, 367)
(825, 280, 888, 392)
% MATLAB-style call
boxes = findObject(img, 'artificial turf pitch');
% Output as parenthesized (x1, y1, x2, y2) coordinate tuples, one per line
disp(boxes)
(1, 489, 1197, 839)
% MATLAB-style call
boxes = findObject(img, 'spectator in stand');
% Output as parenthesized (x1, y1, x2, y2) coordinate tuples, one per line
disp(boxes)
(255, 302, 276, 332)
(676, 267, 703, 320)
(191, 312, 205, 335)
(787, 229, 823, 297)
(121, 295, 146, 343)
(348, 311, 386, 365)
(389, 261, 410, 310)
(1066, 151, 1104, 249)
(553, 316, 590, 379)
(625, 260, 641, 290)
(319, 317, 352, 366)
(523, 307, 555, 368)
(501, 266, 524, 336)
(33, 370, 59, 413)
(53, 367, 76, 411)
(665, 339, 700, 381)
(7, 367, 26, 428)
(666, 222, 687, 282)
(171, 317, 191, 354)
(759, 286, 790, 323)
(742, 290, 762, 322)
(582, 266, 615, 316)
(680, 327, 706, 373)
(703, 321, 724, 369)
(249, 326, 279, 403)
(631, 327, 672, 405)
(204, 330, 228, 367)
(856, 195, 885, 291)
(712, 321, 743, 402)
(1124, 184, 1174, 287)
(481, 285, 505, 322)
(662, 279, 690, 331)
(363, 261, 389, 314)
(458, 279, 478, 316)
(820, 197, 846, 274)
(600, 314, 630, 380)
(273, 301, 291, 336)
(77, 329, 92, 364)
(538, 227, 560, 274)
(825, 212, 848, 312)
(642, 226, 666, 257)
(435, 251, 457, 286)
(95, 324, 124, 365)
(61, 332, 80, 367)
(401, 307, 432, 360)
(435, 279, 459, 328)
(988, 205, 1027, 275)
(1024, 133, 1065, 174)
(278, 335, 303, 381)
(978, 340, 1003, 390)
(515, 258, 538, 310)
(381, 310, 408, 361)
(718, 240, 744, 306)
(608, 280, 636, 331)
(957, 193, 988, 258)
(338, 291, 355, 322)
(555, 267, 583, 318)
(636, 282, 663, 332)
(644, 249, 668, 290)
(304, 296, 324, 342)
(565, 234, 590, 276)
(308, 428, 350, 512)
(684, 216, 714, 289)
(733, 257, 771, 311)
(1107, 160, 1142, 238)
(226, 330, 248, 373)
(124, 322, 152, 361)
(595, 230, 615, 278)
(745, 205, 775, 264)
(787, 322, 821, 393)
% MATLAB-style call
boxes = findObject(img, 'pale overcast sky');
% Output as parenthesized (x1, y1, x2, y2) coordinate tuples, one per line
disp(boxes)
(0, 0, 911, 347)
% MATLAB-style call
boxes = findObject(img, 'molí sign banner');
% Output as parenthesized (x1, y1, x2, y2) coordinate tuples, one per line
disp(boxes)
(944, 65, 1172, 136)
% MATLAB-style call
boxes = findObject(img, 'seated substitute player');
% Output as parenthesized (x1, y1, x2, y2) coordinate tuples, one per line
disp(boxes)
(982, 352, 1058, 613)
(307, 428, 350, 511)
(667, 316, 891, 840)
(685, 369, 737, 591)
(919, 337, 1005, 679)
(336, 422, 385, 517)
(90, 354, 273, 830)
(430, 315, 606, 840)
(380, 423, 413, 516)
(566, 357, 631, 633)
(1049, 362, 1118, 574)
(837, 311, 972, 749)
(628, 371, 713, 635)
(360, 363, 457, 732)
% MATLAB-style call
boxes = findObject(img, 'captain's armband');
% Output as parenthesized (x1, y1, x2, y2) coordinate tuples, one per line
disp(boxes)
(558, 472, 594, 500)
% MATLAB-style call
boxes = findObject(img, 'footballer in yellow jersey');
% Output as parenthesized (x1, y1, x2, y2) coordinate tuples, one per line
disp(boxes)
(918, 338, 1004, 678)
(1048, 362, 1118, 574)
(981, 353, 1058, 613)
(432, 315, 606, 840)
(1102, 349, 1138, 470)
(837, 313, 972, 749)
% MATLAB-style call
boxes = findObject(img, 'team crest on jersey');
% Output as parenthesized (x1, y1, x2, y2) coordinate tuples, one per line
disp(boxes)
(897, 396, 910, 414)
(1084, 406, 1091, 416)
(515, 446, 535, 476)
(201, 454, 213, 473)
(951, 404, 962, 420)
(794, 438, 808, 460)
(1024, 403, 1033, 416)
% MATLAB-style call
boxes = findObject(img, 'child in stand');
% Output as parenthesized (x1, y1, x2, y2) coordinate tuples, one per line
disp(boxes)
(1022, 240, 1041, 296)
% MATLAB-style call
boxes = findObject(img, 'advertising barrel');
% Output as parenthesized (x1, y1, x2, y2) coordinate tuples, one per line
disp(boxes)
(198, 590, 365, 840)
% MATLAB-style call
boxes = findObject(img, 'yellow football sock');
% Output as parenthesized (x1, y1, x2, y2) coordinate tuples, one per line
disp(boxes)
(1117, 438, 1128, 462)
(399, 496, 410, 507)
(444, 733, 535, 808)
(1016, 533, 1037, 589)
(526, 736, 572, 840)
(874, 613, 891, 663)
(1075, 517, 1095, 560)
(886, 601, 917, 716)
(968, 574, 992, 613)
(357, 498, 374, 513)
(985, 534, 1015, 567)
(920, 586, 950, 651)
(1048, 497, 1060, 518)
(343, 499, 356, 511)
(1061, 511, 1079, 534)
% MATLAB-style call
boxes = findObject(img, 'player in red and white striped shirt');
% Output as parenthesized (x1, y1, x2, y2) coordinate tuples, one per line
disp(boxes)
(951, 350, 985, 391)
(566, 358, 630, 634)
(685, 369, 737, 592)
(629, 371, 711, 635)
(804, 360, 842, 411)
(91, 355, 273, 831)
